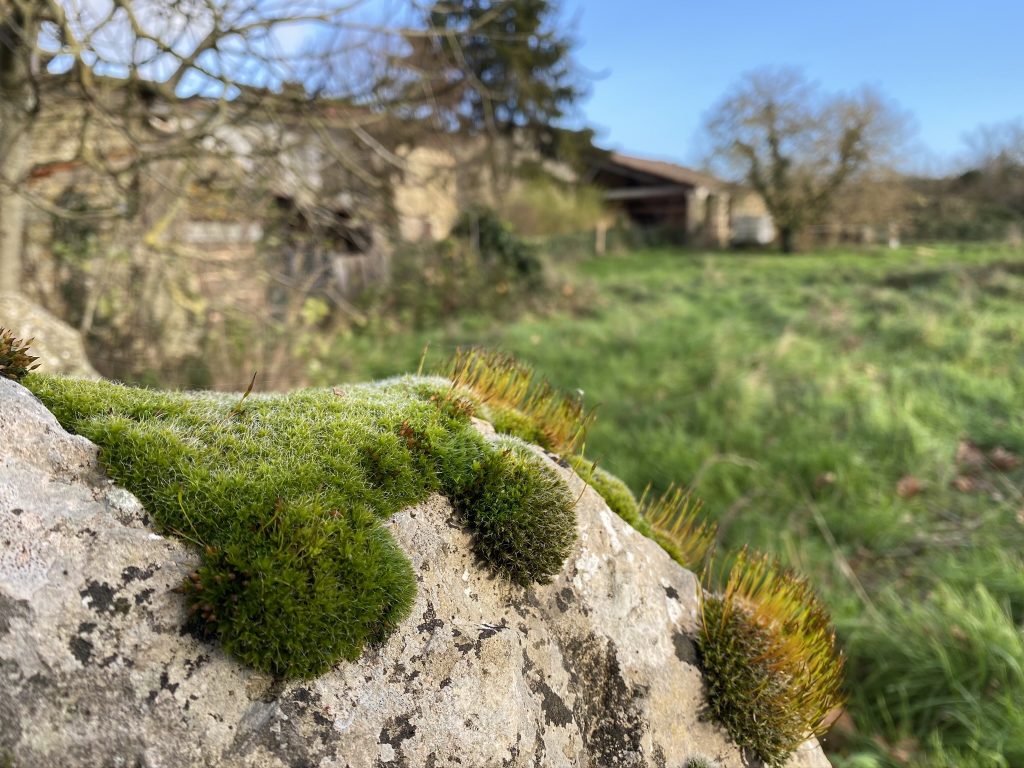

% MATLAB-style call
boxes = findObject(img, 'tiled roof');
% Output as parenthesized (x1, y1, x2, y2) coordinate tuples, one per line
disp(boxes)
(605, 152, 723, 190)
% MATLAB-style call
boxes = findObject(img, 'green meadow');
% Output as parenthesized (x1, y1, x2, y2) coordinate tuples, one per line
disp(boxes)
(324, 244, 1024, 767)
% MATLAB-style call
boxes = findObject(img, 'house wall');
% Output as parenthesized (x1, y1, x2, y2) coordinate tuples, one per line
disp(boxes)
(730, 189, 769, 218)
(393, 145, 460, 242)
(20, 99, 484, 310)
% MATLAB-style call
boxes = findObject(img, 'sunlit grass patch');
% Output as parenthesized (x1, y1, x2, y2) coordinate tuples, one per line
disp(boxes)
(842, 584, 1024, 767)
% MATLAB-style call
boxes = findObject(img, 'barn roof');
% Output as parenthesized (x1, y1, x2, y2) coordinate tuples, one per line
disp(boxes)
(601, 153, 723, 190)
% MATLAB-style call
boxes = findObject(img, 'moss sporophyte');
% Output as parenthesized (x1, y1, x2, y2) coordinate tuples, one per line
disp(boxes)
(1, 328, 40, 382)
(697, 549, 845, 766)
(26, 373, 576, 679)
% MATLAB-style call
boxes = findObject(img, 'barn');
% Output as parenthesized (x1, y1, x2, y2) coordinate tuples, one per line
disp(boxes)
(587, 152, 771, 246)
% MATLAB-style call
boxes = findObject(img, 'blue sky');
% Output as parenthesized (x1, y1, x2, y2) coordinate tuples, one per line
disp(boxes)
(565, 0, 1024, 171)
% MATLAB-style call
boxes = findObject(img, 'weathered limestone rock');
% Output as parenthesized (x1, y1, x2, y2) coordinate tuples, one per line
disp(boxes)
(0, 378, 830, 768)
(0, 292, 99, 378)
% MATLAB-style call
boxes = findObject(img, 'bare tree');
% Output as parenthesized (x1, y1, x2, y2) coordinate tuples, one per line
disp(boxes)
(959, 118, 1024, 218)
(0, 0, 453, 290)
(1, 1, 588, 387)
(964, 119, 1024, 169)
(0, 0, 508, 389)
(701, 68, 910, 252)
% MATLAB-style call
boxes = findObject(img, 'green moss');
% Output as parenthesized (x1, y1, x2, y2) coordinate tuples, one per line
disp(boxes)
(651, 530, 689, 565)
(642, 487, 716, 571)
(566, 455, 650, 534)
(442, 348, 591, 454)
(442, 435, 576, 586)
(697, 551, 844, 767)
(698, 597, 797, 766)
(568, 457, 716, 572)
(480, 401, 549, 448)
(0, 328, 39, 382)
(26, 373, 576, 678)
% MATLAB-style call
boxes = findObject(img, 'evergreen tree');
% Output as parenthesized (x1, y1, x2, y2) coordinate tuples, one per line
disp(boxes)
(412, 0, 583, 149)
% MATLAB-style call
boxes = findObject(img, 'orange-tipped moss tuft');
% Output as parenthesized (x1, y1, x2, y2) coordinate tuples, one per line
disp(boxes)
(443, 348, 592, 454)
(641, 485, 717, 571)
(0, 328, 40, 382)
(697, 548, 845, 766)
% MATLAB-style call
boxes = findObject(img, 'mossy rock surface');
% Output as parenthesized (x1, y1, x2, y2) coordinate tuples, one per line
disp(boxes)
(567, 455, 646, 533)
(25, 374, 576, 678)
(1, 375, 833, 767)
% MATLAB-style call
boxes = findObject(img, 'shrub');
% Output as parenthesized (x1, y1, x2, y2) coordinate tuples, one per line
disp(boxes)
(498, 177, 606, 239)
(451, 206, 543, 283)
(361, 212, 548, 329)
(697, 549, 845, 766)
(27, 372, 577, 678)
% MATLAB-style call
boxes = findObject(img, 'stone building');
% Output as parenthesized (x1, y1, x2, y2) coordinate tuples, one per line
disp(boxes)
(586, 152, 772, 247)
(17, 87, 488, 310)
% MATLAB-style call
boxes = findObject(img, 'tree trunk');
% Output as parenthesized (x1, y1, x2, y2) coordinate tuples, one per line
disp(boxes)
(0, 119, 31, 290)
(0, 6, 41, 293)
(779, 226, 796, 253)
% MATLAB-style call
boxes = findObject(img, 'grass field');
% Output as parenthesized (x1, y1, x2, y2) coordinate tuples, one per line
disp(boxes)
(321, 244, 1024, 767)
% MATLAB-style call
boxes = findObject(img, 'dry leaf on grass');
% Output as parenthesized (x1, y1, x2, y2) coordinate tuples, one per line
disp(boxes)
(814, 471, 837, 490)
(952, 475, 976, 493)
(989, 446, 1021, 471)
(955, 439, 986, 473)
(897, 475, 923, 499)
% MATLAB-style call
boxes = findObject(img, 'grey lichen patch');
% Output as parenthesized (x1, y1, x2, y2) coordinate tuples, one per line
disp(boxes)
(0, 592, 30, 635)
(69, 634, 94, 665)
(121, 565, 156, 584)
(673, 630, 697, 665)
(531, 676, 574, 728)
(561, 635, 649, 766)
(79, 581, 118, 614)
(25, 374, 577, 679)
(416, 602, 444, 635)
(379, 712, 418, 755)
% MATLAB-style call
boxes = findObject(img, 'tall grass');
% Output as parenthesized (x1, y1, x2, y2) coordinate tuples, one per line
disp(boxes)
(843, 585, 1024, 767)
